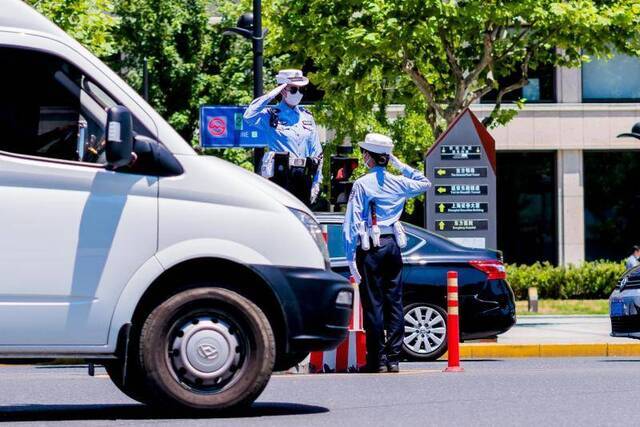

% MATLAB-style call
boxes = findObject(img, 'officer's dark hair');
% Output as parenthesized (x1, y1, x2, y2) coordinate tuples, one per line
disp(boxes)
(633, 245, 640, 252)
(362, 148, 389, 167)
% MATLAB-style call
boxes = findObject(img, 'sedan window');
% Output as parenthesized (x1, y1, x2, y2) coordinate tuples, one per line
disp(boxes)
(325, 222, 424, 260)
(327, 224, 346, 259)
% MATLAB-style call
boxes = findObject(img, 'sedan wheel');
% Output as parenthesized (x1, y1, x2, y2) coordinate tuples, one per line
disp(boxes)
(402, 303, 448, 361)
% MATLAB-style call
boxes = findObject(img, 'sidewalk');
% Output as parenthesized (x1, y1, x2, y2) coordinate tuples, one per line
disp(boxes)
(499, 315, 633, 344)
(459, 315, 640, 358)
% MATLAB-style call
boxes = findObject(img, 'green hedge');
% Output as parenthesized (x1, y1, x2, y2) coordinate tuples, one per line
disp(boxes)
(506, 261, 626, 300)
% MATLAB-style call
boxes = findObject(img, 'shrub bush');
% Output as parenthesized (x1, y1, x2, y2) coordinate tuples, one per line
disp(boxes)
(506, 261, 626, 300)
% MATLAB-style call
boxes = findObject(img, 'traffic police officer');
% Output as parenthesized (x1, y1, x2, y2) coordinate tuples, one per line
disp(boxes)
(343, 133, 432, 373)
(243, 69, 323, 206)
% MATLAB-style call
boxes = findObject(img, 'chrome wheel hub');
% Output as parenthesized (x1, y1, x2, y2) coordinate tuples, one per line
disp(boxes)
(403, 306, 446, 354)
(170, 316, 241, 388)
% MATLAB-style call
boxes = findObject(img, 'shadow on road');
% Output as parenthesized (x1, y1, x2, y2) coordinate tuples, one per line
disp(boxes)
(0, 402, 328, 422)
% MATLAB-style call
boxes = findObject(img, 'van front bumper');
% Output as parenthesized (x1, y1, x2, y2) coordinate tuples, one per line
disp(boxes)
(253, 265, 353, 353)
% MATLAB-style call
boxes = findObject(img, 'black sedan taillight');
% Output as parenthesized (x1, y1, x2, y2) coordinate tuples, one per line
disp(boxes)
(469, 260, 507, 280)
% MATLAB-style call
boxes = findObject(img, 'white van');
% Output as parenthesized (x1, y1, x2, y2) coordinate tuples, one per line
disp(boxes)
(0, 0, 353, 411)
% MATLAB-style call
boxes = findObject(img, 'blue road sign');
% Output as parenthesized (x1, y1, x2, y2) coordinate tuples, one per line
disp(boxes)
(199, 106, 267, 148)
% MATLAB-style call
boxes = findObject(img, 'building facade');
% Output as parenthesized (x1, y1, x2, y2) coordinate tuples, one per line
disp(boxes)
(472, 55, 640, 266)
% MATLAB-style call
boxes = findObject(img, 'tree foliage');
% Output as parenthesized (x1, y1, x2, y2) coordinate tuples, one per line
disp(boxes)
(270, 0, 640, 153)
(26, 0, 117, 57)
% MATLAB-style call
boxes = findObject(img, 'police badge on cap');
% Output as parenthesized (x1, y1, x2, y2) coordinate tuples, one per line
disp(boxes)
(276, 69, 309, 87)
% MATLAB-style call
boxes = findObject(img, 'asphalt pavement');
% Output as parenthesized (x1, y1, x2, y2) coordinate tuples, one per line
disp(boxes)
(0, 359, 639, 426)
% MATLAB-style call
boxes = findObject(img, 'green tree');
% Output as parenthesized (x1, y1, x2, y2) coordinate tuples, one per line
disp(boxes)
(26, 0, 117, 57)
(270, 0, 640, 155)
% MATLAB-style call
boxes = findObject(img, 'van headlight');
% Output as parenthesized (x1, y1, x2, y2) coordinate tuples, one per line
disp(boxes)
(289, 208, 330, 269)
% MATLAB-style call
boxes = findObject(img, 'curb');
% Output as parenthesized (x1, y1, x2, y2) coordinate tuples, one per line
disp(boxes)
(455, 342, 640, 358)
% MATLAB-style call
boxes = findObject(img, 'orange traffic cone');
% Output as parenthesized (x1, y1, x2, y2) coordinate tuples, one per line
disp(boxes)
(309, 276, 367, 373)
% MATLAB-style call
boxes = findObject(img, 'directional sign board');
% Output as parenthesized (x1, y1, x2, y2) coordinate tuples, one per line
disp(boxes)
(436, 202, 489, 214)
(434, 167, 488, 178)
(199, 106, 267, 148)
(425, 109, 497, 249)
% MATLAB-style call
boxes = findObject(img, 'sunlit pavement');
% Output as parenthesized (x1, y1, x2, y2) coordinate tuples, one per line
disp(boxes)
(1, 359, 640, 426)
(498, 315, 638, 343)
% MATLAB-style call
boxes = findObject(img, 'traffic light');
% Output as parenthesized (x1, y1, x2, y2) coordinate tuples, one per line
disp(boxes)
(330, 143, 358, 208)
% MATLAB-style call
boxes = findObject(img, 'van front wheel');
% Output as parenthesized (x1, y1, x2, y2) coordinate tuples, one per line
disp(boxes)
(139, 287, 275, 411)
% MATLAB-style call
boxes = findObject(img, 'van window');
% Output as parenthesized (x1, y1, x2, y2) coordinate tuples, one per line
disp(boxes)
(0, 47, 149, 164)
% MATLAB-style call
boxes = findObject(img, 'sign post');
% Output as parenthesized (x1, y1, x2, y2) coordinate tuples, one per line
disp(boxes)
(425, 109, 497, 249)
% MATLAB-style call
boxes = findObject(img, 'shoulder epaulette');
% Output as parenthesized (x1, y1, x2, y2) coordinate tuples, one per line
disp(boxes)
(299, 106, 313, 116)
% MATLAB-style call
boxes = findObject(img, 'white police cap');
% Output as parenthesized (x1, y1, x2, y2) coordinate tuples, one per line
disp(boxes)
(358, 133, 394, 155)
(276, 69, 309, 87)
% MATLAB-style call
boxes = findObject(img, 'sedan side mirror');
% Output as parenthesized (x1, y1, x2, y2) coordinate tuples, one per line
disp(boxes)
(105, 106, 136, 170)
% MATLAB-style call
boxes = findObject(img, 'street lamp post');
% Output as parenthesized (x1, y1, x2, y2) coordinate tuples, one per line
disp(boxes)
(223, 1, 267, 172)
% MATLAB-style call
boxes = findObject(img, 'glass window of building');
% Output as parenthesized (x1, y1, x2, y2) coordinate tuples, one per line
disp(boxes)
(582, 53, 640, 101)
(584, 151, 640, 261)
(482, 62, 556, 103)
(497, 152, 558, 265)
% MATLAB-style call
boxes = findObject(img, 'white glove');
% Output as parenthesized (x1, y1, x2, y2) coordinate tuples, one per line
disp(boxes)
(370, 224, 381, 247)
(260, 151, 276, 178)
(389, 154, 404, 170)
(266, 83, 288, 100)
(394, 222, 407, 248)
(310, 182, 320, 204)
(357, 221, 370, 251)
(348, 261, 361, 285)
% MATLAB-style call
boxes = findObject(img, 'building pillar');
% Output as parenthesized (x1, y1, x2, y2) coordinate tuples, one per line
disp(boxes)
(557, 149, 585, 265)
(555, 49, 582, 103)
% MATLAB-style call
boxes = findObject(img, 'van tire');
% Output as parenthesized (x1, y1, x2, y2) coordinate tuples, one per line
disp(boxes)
(138, 287, 275, 411)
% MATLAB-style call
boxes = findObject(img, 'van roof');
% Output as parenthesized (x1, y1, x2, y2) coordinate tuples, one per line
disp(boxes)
(0, 0, 69, 38)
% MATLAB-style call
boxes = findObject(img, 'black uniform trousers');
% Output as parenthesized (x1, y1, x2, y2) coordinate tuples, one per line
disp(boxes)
(356, 235, 404, 367)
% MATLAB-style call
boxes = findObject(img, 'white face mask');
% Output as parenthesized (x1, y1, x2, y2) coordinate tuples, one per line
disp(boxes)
(284, 89, 303, 106)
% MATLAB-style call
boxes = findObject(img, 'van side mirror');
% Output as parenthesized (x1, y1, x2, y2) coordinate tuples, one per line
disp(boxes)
(105, 106, 135, 170)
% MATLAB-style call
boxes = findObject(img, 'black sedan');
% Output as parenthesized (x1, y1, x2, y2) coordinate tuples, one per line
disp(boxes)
(318, 213, 516, 361)
(610, 266, 640, 338)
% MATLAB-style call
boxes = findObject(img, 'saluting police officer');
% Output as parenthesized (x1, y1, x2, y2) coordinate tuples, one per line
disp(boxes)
(343, 133, 432, 373)
(243, 69, 322, 206)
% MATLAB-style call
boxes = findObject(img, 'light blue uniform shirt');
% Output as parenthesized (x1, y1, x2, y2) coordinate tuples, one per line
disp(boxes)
(343, 162, 432, 262)
(243, 92, 323, 186)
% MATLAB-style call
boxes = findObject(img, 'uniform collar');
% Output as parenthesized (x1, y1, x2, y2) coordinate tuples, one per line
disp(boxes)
(277, 100, 300, 118)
